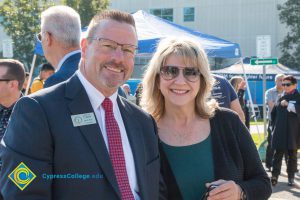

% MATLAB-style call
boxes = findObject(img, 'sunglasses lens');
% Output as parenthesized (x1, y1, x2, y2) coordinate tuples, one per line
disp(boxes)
(184, 67, 200, 82)
(283, 83, 292, 87)
(160, 66, 179, 80)
(160, 66, 200, 82)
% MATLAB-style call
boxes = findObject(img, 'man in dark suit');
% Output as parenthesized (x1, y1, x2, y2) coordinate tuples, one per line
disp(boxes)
(0, 10, 165, 200)
(37, 5, 81, 88)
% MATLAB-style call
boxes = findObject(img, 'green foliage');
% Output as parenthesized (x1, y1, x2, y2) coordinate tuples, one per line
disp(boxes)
(62, 0, 109, 27)
(0, 0, 52, 68)
(277, 0, 300, 70)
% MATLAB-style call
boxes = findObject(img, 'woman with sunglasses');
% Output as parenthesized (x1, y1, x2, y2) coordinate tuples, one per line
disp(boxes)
(141, 37, 271, 200)
(271, 75, 300, 186)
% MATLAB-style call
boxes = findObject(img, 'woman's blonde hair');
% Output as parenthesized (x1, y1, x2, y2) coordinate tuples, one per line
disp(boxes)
(141, 37, 218, 121)
(229, 76, 244, 92)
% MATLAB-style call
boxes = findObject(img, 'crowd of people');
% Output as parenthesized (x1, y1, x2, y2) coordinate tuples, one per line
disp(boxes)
(0, 4, 299, 200)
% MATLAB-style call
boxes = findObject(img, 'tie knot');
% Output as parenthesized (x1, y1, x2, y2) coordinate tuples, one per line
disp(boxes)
(102, 98, 113, 112)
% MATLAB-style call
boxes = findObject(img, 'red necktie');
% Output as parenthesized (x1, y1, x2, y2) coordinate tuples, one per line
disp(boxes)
(102, 98, 134, 200)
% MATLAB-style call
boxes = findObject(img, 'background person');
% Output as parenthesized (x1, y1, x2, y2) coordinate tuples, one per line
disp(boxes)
(135, 83, 143, 106)
(38, 5, 81, 88)
(211, 74, 245, 123)
(0, 59, 25, 170)
(31, 63, 55, 93)
(0, 59, 25, 143)
(271, 75, 300, 186)
(265, 74, 285, 171)
(38, 6, 127, 98)
(141, 37, 271, 200)
(122, 83, 136, 103)
(122, 83, 131, 97)
(229, 76, 250, 129)
(0, 10, 166, 200)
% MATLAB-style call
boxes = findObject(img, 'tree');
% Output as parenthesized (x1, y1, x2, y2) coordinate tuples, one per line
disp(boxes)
(277, 0, 300, 70)
(0, 0, 52, 68)
(62, 0, 109, 27)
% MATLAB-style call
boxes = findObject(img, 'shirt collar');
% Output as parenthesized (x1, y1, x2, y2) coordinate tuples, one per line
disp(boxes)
(0, 103, 15, 111)
(285, 89, 296, 95)
(56, 50, 81, 71)
(76, 70, 118, 111)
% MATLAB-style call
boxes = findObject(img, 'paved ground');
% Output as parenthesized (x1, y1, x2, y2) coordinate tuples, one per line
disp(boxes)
(249, 124, 300, 199)
(266, 162, 300, 200)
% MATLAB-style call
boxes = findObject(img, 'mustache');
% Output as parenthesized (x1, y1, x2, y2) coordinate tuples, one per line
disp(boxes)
(103, 61, 126, 70)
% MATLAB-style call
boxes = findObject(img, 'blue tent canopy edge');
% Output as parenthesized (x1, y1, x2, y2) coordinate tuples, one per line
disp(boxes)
(35, 11, 241, 58)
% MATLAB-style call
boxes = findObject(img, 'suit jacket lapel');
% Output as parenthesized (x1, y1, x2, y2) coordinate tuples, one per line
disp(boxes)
(118, 97, 146, 199)
(65, 75, 121, 199)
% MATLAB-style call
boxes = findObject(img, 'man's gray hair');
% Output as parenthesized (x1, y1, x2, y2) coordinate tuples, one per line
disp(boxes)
(41, 5, 81, 48)
(275, 73, 285, 82)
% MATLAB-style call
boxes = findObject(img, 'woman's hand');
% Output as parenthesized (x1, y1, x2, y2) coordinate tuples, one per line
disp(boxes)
(280, 100, 288, 107)
(205, 179, 242, 200)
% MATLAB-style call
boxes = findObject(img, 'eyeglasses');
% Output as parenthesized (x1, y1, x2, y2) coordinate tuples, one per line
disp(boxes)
(87, 37, 138, 58)
(36, 32, 42, 42)
(282, 82, 293, 87)
(160, 65, 201, 82)
(36, 32, 51, 42)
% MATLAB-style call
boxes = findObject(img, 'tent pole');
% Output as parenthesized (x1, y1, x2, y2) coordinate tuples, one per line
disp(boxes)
(240, 58, 262, 143)
(25, 54, 37, 95)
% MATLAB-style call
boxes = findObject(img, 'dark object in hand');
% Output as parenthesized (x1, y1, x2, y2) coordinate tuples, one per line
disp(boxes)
(201, 184, 218, 200)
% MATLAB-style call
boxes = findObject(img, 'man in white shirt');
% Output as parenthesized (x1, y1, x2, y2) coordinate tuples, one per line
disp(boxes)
(0, 10, 166, 200)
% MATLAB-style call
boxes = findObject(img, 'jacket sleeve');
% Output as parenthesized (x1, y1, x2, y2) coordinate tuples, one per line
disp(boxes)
(0, 97, 53, 200)
(234, 115, 272, 200)
(294, 93, 300, 123)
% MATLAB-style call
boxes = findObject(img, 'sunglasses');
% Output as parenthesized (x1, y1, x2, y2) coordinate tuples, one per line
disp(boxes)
(0, 79, 13, 82)
(200, 184, 218, 200)
(160, 65, 201, 82)
(282, 83, 293, 87)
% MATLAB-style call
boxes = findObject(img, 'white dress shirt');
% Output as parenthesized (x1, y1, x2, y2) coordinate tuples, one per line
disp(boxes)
(76, 70, 140, 199)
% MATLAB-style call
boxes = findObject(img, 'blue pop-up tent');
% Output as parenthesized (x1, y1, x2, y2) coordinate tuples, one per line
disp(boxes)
(34, 11, 241, 58)
(133, 10, 241, 58)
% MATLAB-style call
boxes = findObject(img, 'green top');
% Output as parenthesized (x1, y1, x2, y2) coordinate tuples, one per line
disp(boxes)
(162, 134, 214, 200)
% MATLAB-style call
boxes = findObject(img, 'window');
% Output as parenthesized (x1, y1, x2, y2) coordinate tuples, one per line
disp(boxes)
(183, 7, 195, 22)
(150, 8, 173, 22)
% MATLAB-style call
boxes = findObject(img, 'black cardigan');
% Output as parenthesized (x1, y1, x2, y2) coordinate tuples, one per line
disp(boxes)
(160, 108, 272, 200)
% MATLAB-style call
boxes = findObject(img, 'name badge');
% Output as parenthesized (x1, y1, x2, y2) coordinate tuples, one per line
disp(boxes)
(289, 101, 296, 104)
(71, 113, 96, 127)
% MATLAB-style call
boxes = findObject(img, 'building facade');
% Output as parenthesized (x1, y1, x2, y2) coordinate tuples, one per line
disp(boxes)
(110, 0, 288, 58)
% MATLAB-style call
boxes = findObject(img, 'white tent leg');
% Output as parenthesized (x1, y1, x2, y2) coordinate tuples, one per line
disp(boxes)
(25, 54, 37, 95)
(240, 58, 262, 143)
